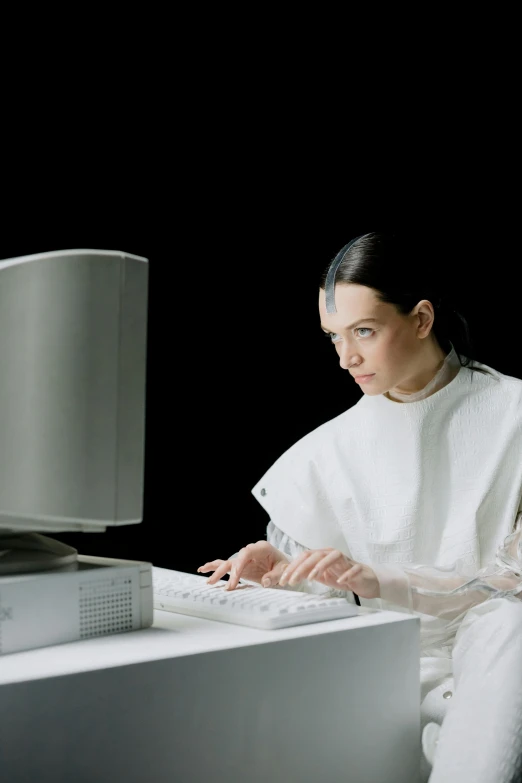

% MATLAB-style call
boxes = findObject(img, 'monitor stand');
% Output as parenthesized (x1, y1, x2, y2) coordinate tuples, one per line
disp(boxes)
(0, 532, 78, 575)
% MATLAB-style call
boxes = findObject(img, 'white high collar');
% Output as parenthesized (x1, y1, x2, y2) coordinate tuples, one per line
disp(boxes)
(386, 345, 461, 403)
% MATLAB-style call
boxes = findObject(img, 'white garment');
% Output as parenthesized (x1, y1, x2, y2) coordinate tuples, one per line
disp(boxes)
(252, 360, 522, 632)
(251, 357, 522, 781)
(428, 598, 522, 782)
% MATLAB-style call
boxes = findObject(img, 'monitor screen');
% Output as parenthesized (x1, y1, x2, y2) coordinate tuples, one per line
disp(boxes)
(0, 249, 148, 534)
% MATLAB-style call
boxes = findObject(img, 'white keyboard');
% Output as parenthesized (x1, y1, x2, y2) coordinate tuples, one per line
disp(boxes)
(152, 567, 359, 630)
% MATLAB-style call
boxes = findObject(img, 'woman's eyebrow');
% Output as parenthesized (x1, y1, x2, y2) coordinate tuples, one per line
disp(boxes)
(320, 317, 380, 333)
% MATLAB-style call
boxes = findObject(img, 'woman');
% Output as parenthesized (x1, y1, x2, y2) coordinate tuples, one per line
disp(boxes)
(198, 232, 522, 782)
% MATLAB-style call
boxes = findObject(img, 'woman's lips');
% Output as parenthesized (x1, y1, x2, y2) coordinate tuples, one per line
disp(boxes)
(353, 373, 375, 384)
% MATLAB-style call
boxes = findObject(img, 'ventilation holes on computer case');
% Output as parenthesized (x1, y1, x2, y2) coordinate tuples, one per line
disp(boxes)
(79, 578, 134, 638)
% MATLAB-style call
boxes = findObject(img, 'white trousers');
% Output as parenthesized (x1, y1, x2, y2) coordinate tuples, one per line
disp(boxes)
(421, 597, 522, 783)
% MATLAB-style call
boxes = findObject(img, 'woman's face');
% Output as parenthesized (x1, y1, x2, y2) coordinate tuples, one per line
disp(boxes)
(318, 283, 439, 397)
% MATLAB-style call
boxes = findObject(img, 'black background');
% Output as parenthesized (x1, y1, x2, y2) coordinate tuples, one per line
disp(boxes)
(2, 158, 520, 576)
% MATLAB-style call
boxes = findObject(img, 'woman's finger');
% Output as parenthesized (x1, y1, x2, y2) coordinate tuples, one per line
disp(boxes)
(226, 558, 251, 590)
(197, 559, 225, 572)
(278, 551, 313, 586)
(283, 551, 326, 586)
(262, 561, 290, 588)
(277, 551, 309, 584)
(203, 560, 234, 585)
(308, 550, 348, 580)
(336, 563, 363, 585)
(225, 546, 264, 589)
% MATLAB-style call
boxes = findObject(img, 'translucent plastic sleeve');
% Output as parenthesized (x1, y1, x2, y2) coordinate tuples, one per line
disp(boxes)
(374, 513, 522, 621)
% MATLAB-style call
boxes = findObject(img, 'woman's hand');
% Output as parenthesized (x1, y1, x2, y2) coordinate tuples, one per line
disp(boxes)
(278, 547, 380, 599)
(197, 541, 290, 591)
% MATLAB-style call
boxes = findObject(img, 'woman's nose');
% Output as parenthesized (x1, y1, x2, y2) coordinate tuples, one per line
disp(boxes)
(338, 343, 361, 371)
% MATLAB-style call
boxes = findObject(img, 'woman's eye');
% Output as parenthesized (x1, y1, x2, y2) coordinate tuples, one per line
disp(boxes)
(323, 328, 373, 343)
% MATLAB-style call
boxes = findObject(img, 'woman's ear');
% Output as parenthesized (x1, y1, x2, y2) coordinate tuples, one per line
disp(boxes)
(411, 300, 435, 339)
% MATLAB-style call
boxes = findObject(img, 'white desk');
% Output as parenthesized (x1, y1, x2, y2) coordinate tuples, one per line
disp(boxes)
(0, 606, 420, 783)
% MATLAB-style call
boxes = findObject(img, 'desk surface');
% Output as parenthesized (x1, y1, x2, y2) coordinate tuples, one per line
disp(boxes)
(0, 604, 418, 686)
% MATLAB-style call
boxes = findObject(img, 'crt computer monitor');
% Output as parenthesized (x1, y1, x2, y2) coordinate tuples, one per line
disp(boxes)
(0, 249, 148, 574)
